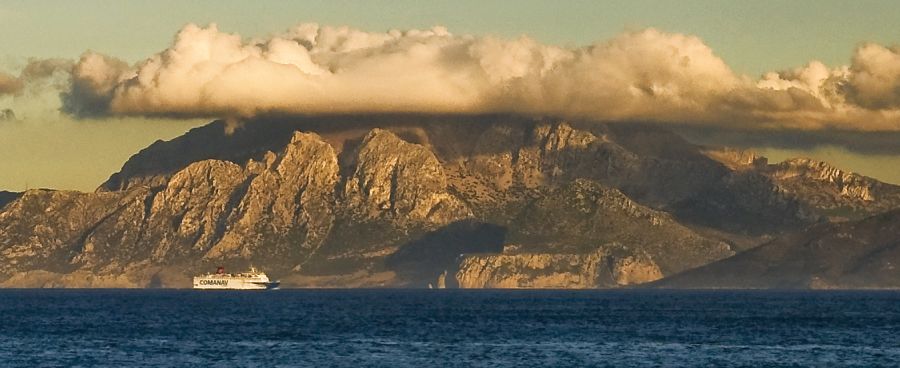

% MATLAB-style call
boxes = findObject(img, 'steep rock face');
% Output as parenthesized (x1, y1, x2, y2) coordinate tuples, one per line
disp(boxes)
(770, 158, 875, 199)
(450, 123, 643, 205)
(447, 121, 815, 237)
(72, 187, 155, 269)
(208, 132, 339, 265)
(0, 126, 480, 286)
(143, 160, 247, 262)
(455, 247, 663, 288)
(456, 250, 609, 288)
(299, 129, 474, 277)
(0, 190, 124, 277)
(611, 254, 664, 285)
(344, 129, 470, 224)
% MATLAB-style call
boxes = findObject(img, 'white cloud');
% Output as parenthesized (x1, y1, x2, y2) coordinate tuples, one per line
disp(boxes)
(54, 23, 900, 131)
(844, 43, 900, 109)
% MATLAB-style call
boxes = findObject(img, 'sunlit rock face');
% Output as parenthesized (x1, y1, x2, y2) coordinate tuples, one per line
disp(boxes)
(0, 190, 124, 276)
(454, 248, 664, 289)
(343, 129, 471, 225)
(0, 115, 897, 288)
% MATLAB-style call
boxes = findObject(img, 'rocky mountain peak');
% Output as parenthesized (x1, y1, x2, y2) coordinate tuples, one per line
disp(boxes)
(699, 149, 900, 221)
(2, 116, 898, 288)
(779, 158, 877, 200)
(537, 122, 602, 152)
(343, 128, 470, 224)
(702, 147, 768, 170)
(205, 130, 339, 264)
(763, 157, 900, 217)
(771, 158, 863, 186)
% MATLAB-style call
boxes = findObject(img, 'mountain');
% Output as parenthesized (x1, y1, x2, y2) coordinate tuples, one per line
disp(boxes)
(704, 148, 900, 221)
(100, 117, 821, 237)
(0, 115, 896, 288)
(654, 209, 900, 289)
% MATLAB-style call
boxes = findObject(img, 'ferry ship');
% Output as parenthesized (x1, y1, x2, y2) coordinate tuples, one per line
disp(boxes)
(192, 266, 280, 290)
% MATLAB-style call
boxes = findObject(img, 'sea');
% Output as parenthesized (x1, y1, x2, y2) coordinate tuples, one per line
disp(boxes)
(1, 289, 899, 367)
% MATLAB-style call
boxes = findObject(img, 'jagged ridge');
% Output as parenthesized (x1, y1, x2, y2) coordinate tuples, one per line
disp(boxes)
(1, 116, 897, 288)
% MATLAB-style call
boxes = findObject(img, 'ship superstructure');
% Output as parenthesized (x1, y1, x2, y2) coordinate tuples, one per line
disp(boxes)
(192, 266, 280, 290)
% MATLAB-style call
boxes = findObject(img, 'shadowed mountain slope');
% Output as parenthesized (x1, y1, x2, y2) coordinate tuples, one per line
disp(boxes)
(654, 209, 900, 289)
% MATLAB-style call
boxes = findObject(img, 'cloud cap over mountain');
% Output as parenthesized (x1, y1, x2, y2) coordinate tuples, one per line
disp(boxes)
(48, 23, 900, 131)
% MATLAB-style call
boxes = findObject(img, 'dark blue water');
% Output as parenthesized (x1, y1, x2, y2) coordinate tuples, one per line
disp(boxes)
(2, 290, 899, 367)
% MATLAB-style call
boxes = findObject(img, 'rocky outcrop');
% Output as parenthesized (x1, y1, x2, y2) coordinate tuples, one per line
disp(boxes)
(455, 247, 663, 288)
(611, 253, 664, 285)
(207, 132, 339, 265)
(343, 129, 470, 224)
(456, 251, 609, 288)
(144, 160, 247, 262)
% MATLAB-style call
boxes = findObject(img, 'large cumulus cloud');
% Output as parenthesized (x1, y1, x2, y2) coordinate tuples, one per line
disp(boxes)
(50, 23, 900, 131)
(844, 43, 900, 109)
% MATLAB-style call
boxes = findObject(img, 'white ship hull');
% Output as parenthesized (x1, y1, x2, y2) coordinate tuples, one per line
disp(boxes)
(192, 277, 280, 290)
(192, 267, 280, 290)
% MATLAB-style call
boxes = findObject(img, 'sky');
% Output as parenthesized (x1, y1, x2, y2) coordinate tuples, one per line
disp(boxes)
(1, 0, 900, 190)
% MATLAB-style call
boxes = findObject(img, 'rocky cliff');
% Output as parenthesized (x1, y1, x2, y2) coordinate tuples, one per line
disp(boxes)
(0, 115, 897, 288)
(455, 246, 663, 289)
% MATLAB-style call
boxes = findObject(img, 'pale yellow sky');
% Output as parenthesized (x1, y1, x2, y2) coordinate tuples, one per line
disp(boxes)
(0, 115, 204, 191)
(756, 146, 900, 185)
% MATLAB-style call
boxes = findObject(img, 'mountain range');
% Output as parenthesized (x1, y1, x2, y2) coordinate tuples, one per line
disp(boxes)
(1, 115, 898, 288)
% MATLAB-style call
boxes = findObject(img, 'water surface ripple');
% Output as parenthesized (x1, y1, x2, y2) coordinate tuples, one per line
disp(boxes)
(1, 289, 899, 367)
